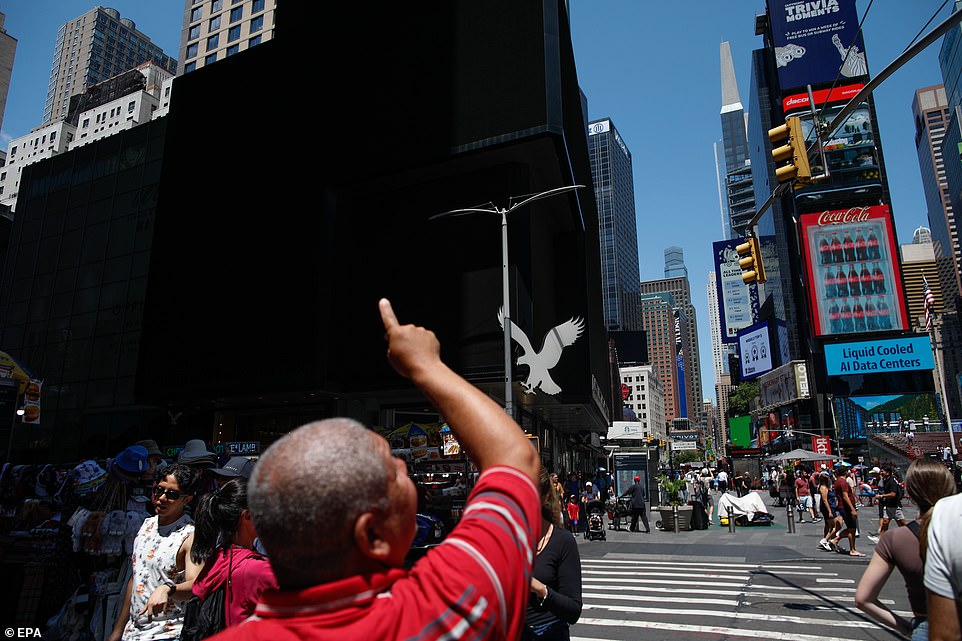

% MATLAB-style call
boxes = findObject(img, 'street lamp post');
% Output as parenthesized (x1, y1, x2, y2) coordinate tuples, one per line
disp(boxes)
(430, 185, 584, 417)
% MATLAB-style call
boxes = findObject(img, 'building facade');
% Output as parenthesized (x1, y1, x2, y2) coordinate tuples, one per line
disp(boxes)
(913, 85, 960, 308)
(639, 269, 704, 429)
(719, 41, 756, 238)
(588, 117, 641, 331)
(1, 64, 174, 210)
(43, 7, 175, 126)
(177, 0, 276, 74)
(639, 292, 680, 428)
(0, 13, 17, 134)
(619, 364, 666, 442)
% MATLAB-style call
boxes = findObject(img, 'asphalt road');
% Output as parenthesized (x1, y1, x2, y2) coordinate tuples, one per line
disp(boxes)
(567, 494, 913, 641)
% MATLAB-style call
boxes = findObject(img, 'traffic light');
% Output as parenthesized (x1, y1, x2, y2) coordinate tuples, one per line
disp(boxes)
(735, 236, 766, 284)
(768, 116, 812, 184)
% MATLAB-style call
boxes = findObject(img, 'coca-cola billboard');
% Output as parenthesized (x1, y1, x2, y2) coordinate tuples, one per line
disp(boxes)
(811, 435, 832, 456)
(798, 205, 907, 338)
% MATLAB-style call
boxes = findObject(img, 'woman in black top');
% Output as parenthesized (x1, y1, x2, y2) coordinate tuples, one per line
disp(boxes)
(524, 466, 583, 640)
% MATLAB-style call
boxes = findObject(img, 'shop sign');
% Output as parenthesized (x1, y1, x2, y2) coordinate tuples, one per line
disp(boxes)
(824, 336, 933, 375)
(812, 436, 832, 455)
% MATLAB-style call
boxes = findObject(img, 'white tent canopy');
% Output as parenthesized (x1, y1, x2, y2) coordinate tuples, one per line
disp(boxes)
(766, 448, 840, 462)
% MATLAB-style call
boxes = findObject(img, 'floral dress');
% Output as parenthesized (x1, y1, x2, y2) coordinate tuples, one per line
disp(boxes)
(123, 514, 194, 640)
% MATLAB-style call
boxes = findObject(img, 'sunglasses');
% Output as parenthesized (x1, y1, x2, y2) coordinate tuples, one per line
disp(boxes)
(152, 486, 187, 500)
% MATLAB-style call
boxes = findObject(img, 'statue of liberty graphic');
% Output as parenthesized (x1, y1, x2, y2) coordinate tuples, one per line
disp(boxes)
(832, 33, 868, 77)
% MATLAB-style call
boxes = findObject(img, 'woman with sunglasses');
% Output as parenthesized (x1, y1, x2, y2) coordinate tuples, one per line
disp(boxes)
(108, 464, 200, 641)
(182, 478, 277, 639)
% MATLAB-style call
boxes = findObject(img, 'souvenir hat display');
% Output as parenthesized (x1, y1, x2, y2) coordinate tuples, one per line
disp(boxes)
(178, 439, 217, 467)
(134, 439, 163, 459)
(108, 446, 149, 482)
(211, 456, 256, 479)
(73, 460, 108, 495)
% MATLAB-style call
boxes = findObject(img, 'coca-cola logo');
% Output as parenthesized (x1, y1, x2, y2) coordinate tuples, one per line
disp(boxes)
(816, 207, 872, 226)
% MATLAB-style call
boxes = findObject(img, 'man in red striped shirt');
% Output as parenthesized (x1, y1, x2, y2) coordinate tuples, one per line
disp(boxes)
(210, 299, 541, 641)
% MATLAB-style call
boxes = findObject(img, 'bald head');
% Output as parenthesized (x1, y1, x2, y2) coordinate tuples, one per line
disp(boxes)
(250, 418, 391, 587)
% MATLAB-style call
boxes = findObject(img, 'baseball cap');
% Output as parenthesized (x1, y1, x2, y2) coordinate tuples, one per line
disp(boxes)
(634, 475, 641, 482)
(870, 466, 881, 474)
(585, 481, 592, 487)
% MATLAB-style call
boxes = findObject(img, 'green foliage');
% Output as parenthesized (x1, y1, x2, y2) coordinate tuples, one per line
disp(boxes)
(728, 382, 759, 417)
(675, 450, 702, 464)
(658, 474, 687, 507)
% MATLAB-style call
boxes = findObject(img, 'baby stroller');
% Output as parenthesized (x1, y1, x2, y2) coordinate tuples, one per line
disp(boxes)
(606, 496, 632, 531)
(584, 500, 606, 541)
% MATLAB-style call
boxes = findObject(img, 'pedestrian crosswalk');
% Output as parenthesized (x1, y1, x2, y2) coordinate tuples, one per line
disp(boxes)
(570, 556, 908, 641)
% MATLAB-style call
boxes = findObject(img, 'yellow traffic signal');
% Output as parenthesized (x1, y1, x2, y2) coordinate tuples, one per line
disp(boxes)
(768, 116, 812, 184)
(736, 236, 766, 284)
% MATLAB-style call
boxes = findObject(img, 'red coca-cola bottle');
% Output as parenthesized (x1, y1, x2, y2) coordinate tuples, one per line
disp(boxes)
(843, 231, 856, 262)
(855, 228, 867, 261)
(835, 266, 849, 297)
(872, 262, 886, 294)
(867, 229, 880, 259)
(848, 264, 861, 297)
(859, 263, 873, 295)
(824, 268, 837, 298)
(878, 296, 891, 329)
(831, 232, 844, 263)
(853, 297, 866, 331)
(865, 299, 878, 330)
(819, 236, 833, 265)
(840, 298, 854, 332)
(828, 302, 841, 333)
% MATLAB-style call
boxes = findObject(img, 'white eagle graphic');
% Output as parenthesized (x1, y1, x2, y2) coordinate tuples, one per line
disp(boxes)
(497, 308, 584, 395)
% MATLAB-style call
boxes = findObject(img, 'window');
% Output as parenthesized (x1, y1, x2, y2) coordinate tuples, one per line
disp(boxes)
(226, 44, 239, 57)
(186, 42, 198, 58)
(230, 6, 243, 22)
(184, 61, 196, 72)
(249, 34, 261, 47)
(227, 25, 240, 42)
(209, 15, 221, 30)
(188, 24, 200, 40)
(207, 34, 219, 51)
(250, 15, 263, 32)
(252, 0, 265, 11)
(128, 101, 135, 113)
(205, 53, 218, 65)
(190, 7, 202, 21)
(211, 0, 223, 10)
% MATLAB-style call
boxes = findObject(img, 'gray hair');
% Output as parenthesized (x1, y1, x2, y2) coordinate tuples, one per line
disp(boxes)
(249, 418, 391, 587)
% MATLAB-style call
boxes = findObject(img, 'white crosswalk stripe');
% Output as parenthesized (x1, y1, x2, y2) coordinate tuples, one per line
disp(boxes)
(572, 556, 908, 641)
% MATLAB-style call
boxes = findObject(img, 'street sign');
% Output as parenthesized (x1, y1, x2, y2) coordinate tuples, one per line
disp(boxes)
(671, 440, 698, 451)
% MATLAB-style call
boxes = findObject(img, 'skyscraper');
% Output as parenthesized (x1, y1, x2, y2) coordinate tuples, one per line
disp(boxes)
(640, 257, 704, 430)
(0, 13, 17, 134)
(707, 273, 735, 449)
(177, 0, 276, 74)
(664, 246, 687, 278)
(719, 42, 755, 238)
(639, 292, 680, 427)
(913, 85, 960, 307)
(588, 117, 641, 331)
(43, 7, 176, 125)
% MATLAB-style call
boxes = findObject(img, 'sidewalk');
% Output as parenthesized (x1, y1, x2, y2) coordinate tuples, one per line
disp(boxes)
(575, 492, 880, 564)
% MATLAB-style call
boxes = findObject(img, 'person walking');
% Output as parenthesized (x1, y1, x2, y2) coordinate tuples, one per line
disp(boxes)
(868, 467, 908, 544)
(829, 467, 864, 557)
(621, 476, 650, 534)
(580, 481, 599, 533)
(817, 471, 841, 552)
(523, 467, 582, 640)
(716, 469, 729, 494)
(550, 473, 566, 527)
(855, 459, 956, 640)
(795, 470, 817, 523)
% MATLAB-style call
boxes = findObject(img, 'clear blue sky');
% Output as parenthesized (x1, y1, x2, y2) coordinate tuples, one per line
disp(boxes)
(0, 2, 953, 406)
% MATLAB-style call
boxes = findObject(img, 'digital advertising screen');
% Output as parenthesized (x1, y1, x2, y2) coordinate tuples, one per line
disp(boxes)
(824, 336, 934, 376)
(738, 321, 774, 380)
(766, 0, 866, 93)
(712, 239, 761, 343)
(832, 393, 939, 440)
(798, 205, 907, 337)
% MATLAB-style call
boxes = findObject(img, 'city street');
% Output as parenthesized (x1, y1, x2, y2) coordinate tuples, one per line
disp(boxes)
(570, 503, 908, 641)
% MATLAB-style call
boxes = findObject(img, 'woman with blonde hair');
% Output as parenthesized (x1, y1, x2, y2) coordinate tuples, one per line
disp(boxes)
(855, 458, 956, 640)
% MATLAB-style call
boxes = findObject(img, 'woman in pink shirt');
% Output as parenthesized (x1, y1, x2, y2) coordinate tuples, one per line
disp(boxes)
(184, 478, 278, 638)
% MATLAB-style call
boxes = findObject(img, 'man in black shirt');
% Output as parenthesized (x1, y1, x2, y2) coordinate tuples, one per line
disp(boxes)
(621, 476, 650, 533)
(868, 467, 907, 543)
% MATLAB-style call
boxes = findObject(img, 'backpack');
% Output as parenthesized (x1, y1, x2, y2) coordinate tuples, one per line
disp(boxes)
(181, 583, 227, 641)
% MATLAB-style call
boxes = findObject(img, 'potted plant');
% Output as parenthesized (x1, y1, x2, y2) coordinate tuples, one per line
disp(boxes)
(656, 475, 693, 531)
